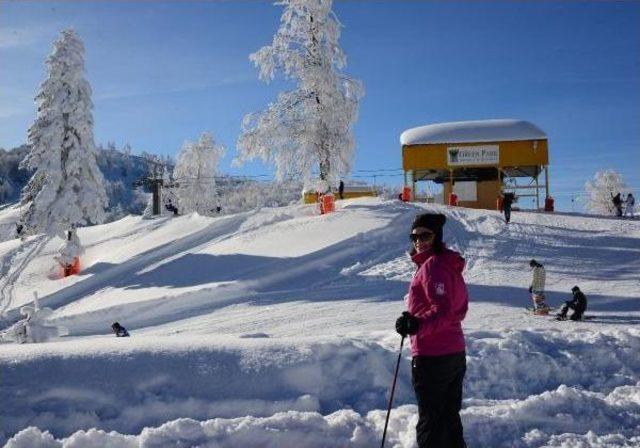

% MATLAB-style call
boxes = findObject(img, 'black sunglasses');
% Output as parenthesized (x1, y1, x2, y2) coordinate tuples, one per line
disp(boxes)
(410, 231, 434, 242)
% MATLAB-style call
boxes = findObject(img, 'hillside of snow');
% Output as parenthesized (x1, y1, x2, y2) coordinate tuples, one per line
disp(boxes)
(1, 198, 639, 447)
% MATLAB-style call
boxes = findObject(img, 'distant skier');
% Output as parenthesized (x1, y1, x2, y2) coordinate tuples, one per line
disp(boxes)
(395, 213, 468, 447)
(338, 180, 345, 200)
(15, 222, 24, 239)
(624, 193, 635, 218)
(556, 286, 587, 321)
(502, 192, 515, 224)
(528, 259, 549, 314)
(165, 199, 179, 216)
(111, 322, 130, 337)
(612, 193, 623, 217)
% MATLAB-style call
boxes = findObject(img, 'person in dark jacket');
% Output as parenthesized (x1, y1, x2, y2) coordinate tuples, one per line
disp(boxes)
(612, 193, 623, 217)
(395, 213, 469, 448)
(556, 286, 587, 321)
(111, 322, 130, 337)
(165, 199, 179, 216)
(338, 180, 345, 200)
(15, 222, 24, 238)
(502, 192, 515, 224)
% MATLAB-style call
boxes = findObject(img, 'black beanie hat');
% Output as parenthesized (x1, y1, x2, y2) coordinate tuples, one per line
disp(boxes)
(412, 213, 446, 232)
(412, 213, 446, 253)
(571, 285, 580, 292)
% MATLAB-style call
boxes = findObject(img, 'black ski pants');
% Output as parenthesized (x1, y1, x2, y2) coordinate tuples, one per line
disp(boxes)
(412, 351, 466, 448)
(559, 301, 585, 320)
(504, 204, 512, 223)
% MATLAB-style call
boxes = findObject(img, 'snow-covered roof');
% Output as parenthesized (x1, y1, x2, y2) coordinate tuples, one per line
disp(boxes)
(400, 119, 547, 146)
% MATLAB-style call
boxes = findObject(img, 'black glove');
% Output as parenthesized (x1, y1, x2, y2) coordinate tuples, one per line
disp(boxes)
(395, 311, 419, 337)
(528, 286, 533, 293)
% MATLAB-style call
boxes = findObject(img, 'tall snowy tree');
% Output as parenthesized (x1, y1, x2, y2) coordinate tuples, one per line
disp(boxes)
(236, 0, 363, 191)
(584, 169, 627, 214)
(19, 29, 107, 263)
(174, 132, 225, 216)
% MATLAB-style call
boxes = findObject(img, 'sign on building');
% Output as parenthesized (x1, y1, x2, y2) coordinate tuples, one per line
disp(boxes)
(447, 145, 499, 166)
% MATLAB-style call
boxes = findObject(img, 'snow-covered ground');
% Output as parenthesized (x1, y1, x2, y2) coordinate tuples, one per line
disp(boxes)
(0, 198, 638, 447)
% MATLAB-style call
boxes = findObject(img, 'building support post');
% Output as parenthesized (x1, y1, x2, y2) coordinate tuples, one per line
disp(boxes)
(544, 165, 550, 199)
(411, 170, 416, 201)
(535, 172, 540, 210)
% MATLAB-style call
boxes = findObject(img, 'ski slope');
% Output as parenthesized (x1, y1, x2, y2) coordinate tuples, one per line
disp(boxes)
(1, 198, 639, 447)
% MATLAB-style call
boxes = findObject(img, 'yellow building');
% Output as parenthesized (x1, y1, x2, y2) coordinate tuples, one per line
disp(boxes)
(302, 185, 377, 204)
(400, 119, 550, 210)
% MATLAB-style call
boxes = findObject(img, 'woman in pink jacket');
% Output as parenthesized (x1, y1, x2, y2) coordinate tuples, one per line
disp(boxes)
(395, 213, 469, 448)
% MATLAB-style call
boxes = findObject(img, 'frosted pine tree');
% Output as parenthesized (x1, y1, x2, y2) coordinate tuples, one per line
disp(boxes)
(19, 29, 107, 265)
(236, 0, 363, 191)
(584, 169, 627, 214)
(174, 132, 225, 216)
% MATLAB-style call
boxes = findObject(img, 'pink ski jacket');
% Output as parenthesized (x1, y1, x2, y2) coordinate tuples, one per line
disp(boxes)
(407, 245, 469, 357)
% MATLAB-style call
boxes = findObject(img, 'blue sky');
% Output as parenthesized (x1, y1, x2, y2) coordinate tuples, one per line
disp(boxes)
(1, 0, 639, 211)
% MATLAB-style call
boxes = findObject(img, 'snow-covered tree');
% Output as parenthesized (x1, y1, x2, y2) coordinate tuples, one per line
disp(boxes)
(19, 29, 107, 253)
(0, 293, 68, 344)
(174, 132, 225, 216)
(55, 229, 83, 267)
(236, 0, 364, 189)
(0, 176, 14, 203)
(584, 169, 627, 214)
(217, 177, 304, 214)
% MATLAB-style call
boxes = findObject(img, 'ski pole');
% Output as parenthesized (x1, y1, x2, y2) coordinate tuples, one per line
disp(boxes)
(381, 335, 405, 448)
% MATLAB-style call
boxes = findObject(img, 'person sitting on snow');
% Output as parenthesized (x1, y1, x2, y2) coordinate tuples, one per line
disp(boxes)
(556, 286, 588, 321)
(529, 259, 549, 313)
(111, 322, 130, 337)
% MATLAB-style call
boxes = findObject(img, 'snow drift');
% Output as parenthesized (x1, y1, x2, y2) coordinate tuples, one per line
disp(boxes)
(1, 197, 639, 447)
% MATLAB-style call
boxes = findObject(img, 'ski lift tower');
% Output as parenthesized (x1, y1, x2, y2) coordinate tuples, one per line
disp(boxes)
(132, 156, 172, 215)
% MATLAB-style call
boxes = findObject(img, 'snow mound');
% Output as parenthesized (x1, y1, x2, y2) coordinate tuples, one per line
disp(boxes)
(400, 119, 547, 145)
(2, 329, 638, 444)
(6, 382, 640, 448)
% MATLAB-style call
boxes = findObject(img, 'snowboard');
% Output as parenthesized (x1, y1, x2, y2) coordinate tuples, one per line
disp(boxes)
(524, 307, 595, 321)
(525, 306, 553, 316)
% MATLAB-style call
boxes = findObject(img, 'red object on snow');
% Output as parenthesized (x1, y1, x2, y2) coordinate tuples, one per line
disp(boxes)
(401, 186, 412, 202)
(320, 193, 335, 214)
(544, 196, 554, 212)
(449, 192, 458, 206)
(63, 257, 81, 277)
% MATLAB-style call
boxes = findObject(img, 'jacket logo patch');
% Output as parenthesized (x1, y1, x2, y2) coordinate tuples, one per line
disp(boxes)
(435, 283, 445, 296)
